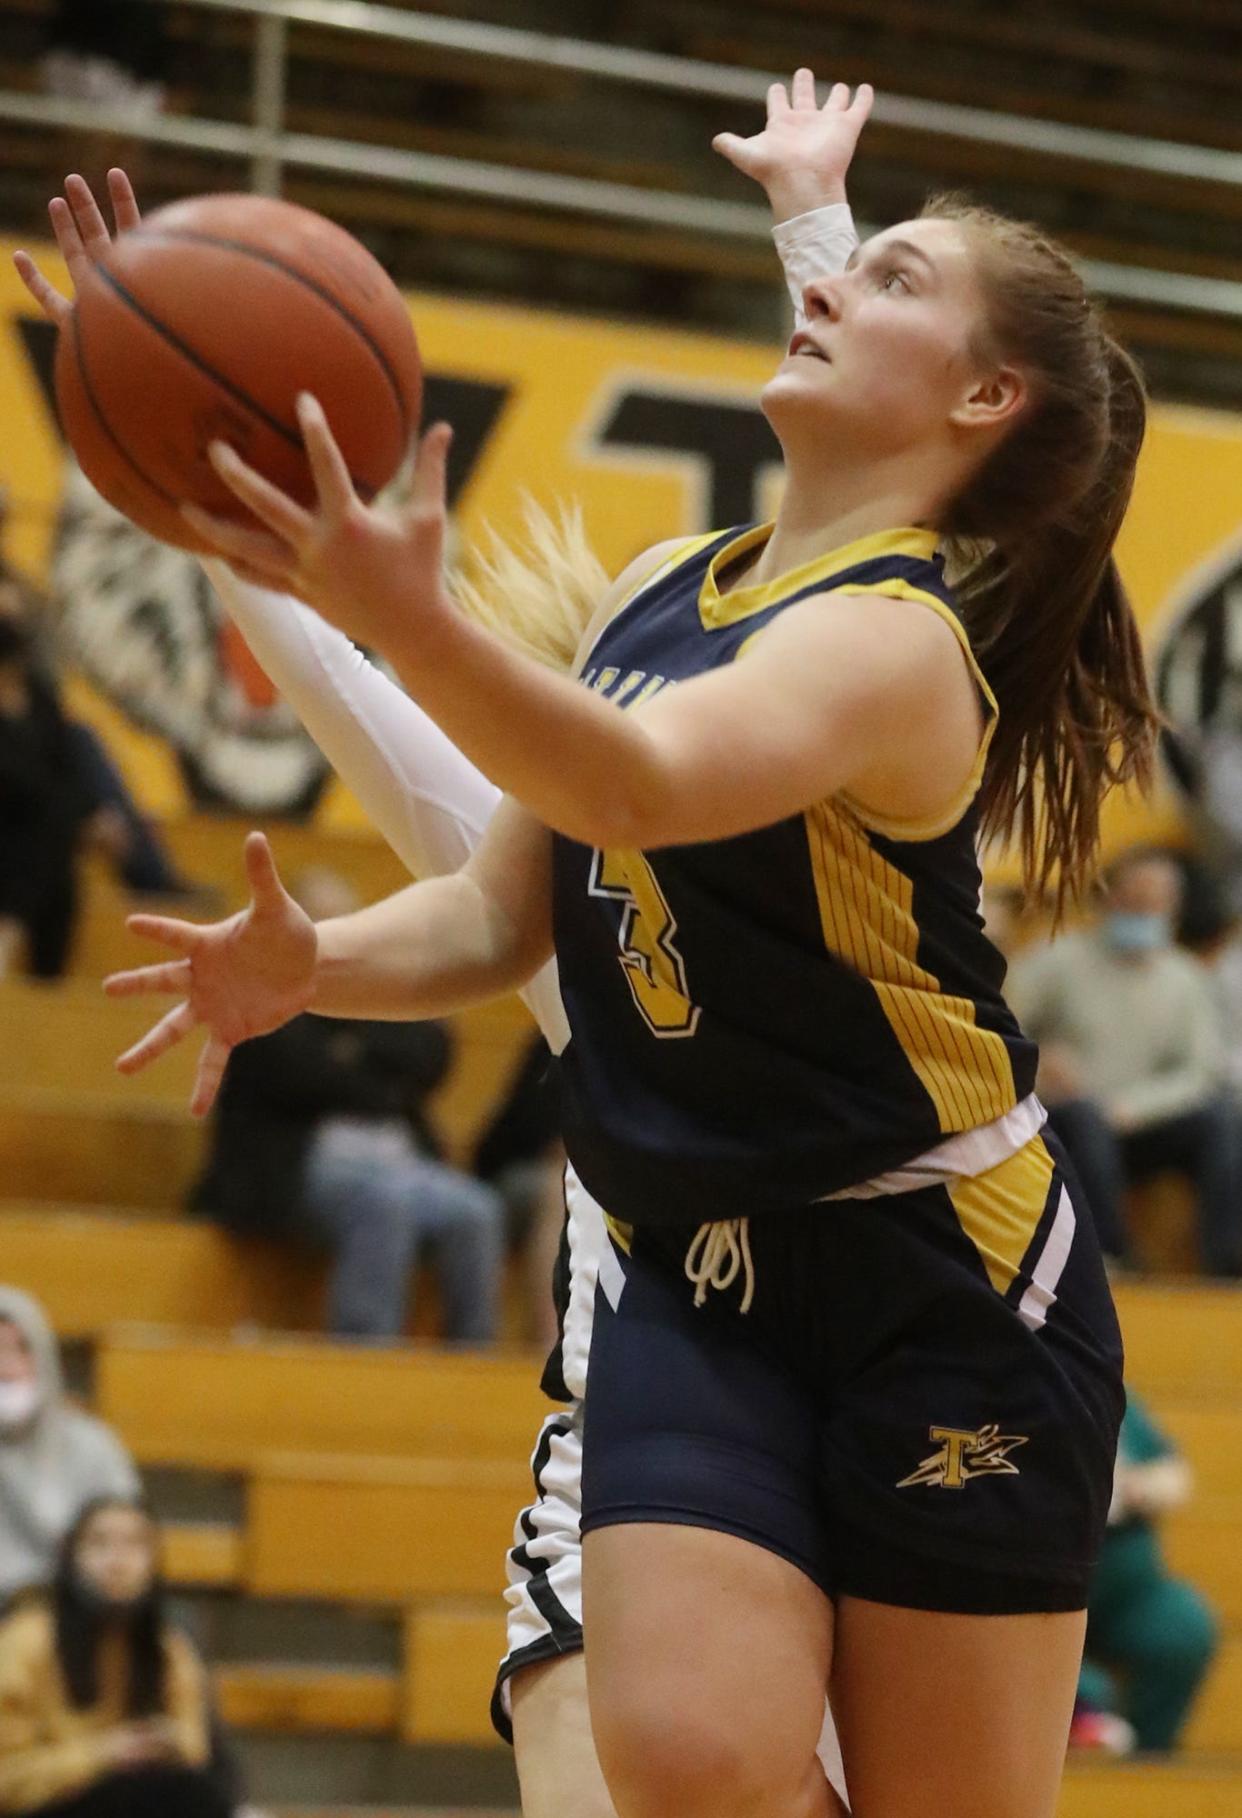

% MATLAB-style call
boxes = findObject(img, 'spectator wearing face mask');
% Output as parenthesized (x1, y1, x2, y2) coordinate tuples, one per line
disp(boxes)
(1007, 847, 1242, 1274)
(0, 1496, 234, 1816)
(0, 1290, 138, 1611)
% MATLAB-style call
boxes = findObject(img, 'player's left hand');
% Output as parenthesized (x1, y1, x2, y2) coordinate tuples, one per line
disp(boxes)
(183, 396, 454, 653)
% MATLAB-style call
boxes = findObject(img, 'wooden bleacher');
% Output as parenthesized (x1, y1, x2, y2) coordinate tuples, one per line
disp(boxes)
(95, 1328, 547, 1471)
(215, 1662, 400, 1736)
(0, 1206, 324, 1331)
(4, 969, 531, 1169)
(1, 1092, 205, 1207)
(1060, 1764, 1242, 1818)
(248, 1453, 528, 1603)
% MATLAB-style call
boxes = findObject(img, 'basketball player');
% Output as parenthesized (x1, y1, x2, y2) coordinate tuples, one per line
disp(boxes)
(29, 84, 1159, 1818)
(16, 73, 869, 1817)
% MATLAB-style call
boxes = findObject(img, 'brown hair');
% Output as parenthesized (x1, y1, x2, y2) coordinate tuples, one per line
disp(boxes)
(924, 195, 1160, 911)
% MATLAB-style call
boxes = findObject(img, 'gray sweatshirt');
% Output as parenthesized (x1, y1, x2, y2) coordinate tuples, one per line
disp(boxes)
(0, 1287, 138, 1605)
(1007, 929, 1225, 1129)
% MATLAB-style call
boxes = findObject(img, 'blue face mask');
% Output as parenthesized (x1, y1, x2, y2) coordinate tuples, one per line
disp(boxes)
(1106, 911, 1170, 954)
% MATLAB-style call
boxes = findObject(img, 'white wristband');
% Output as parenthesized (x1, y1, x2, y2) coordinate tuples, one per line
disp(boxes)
(773, 203, 860, 325)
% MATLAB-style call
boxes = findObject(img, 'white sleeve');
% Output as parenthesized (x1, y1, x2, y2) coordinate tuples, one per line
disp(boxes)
(202, 560, 570, 1051)
(773, 203, 860, 324)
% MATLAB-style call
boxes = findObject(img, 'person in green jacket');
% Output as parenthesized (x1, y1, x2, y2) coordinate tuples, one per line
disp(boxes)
(1075, 1393, 1219, 1752)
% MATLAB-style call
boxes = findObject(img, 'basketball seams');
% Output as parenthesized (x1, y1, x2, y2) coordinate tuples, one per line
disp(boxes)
(65, 307, 182, 510)
(91, 264, 374, 499)
(130, 227, 413, 441)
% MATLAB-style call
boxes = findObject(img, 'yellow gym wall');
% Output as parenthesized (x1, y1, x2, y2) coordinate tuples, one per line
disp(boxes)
(4, 233, 1240, 863)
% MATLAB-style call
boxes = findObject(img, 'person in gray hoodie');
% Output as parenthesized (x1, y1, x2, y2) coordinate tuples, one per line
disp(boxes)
(0, 1289, 138, 1609)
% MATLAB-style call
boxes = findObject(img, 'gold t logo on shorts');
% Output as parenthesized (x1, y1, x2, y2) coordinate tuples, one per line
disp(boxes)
(897, 1423, 1029, 1490)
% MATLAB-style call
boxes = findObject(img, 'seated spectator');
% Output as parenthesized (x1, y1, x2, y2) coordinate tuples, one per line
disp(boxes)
(0, 573, 198, 979)
(1008, 847, 1242, 1274)
(0, 1496, 233, 1817)
(191, 868, 506, 1343)
(0, 1290, 137, 1611)
(473, 1032, 565, 1350)
(1072, 1393, 1218, 1755)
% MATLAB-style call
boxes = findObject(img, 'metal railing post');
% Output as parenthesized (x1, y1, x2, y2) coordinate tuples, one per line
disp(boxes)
(251, 6, 288, 196)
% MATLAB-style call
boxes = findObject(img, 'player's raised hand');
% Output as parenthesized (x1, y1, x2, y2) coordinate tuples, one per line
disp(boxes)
(13, 169, 142, 326)
(104, 831, 318, 1118)
(182, 395, 455, 657)
(713, 70, 873, 222)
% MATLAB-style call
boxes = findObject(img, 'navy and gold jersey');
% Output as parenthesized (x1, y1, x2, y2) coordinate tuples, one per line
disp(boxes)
(552, 524, 1038, 1228)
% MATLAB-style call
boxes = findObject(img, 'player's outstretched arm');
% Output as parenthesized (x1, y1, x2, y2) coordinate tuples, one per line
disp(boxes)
(105, 802, 553, 1116)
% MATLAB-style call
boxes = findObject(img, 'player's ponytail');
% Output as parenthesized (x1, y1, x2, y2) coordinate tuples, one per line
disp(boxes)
(926, 196, 1160, 912)
(450, 498, 608, 671)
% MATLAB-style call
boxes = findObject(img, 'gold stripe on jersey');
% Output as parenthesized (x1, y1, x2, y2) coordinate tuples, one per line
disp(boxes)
(947, 1135, 1056, 1296)
(699, 525, 940, 630)
(604, 1213, 634, 1254)
(804, 798, 1017, 1133)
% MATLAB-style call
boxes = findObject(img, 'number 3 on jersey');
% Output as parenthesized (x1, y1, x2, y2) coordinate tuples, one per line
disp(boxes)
(588, 848, 701, 1038)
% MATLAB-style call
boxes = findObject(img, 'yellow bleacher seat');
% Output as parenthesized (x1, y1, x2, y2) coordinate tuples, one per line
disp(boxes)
(97, 1329, 548, 1471)
(403, 1602, 507, 1746)
(214, 1663, 398, 1735)
(1059, 1762, 1242, 1818)
(1113, 1282, 1242, 1396)
(1152, 1404, 1242, 1500)
(248, 1454, 529, 1603)
(0, 1092, 206, 1207)
(159, 1522, 245, 1590)
(2, 978, 200, 1104)
(0, 1208, 323, 1334)
(1164, 1507, 1242, 1625)
(1, 975, 531, 1165)
(1183, 1631, 1242, 1752)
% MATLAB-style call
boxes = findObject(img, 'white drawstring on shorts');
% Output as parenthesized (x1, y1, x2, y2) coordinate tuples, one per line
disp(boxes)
(684, 1217, 755, 1314)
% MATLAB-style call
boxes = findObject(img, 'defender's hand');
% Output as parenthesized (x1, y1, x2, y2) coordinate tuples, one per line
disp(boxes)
(104, 832, 317, 1117)
(13, 169, 142, 326)
(714, 70, 873, 223)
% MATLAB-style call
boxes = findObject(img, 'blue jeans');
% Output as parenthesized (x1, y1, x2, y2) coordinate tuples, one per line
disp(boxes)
(300, 1145, 505, 1341)
(1048, 1093, 1242, 1276)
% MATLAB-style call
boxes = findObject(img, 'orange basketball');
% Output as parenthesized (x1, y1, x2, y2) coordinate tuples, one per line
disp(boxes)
(54, 193, 422, 553)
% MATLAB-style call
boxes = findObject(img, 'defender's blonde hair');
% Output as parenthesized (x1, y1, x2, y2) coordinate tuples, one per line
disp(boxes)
(450, 499, 609, 672)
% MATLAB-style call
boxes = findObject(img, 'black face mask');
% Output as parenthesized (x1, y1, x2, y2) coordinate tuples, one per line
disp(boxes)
(0, 618, 29, 663)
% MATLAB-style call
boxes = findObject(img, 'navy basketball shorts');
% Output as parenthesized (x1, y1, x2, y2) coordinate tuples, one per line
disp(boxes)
(580, 1133, 1125, 1614)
